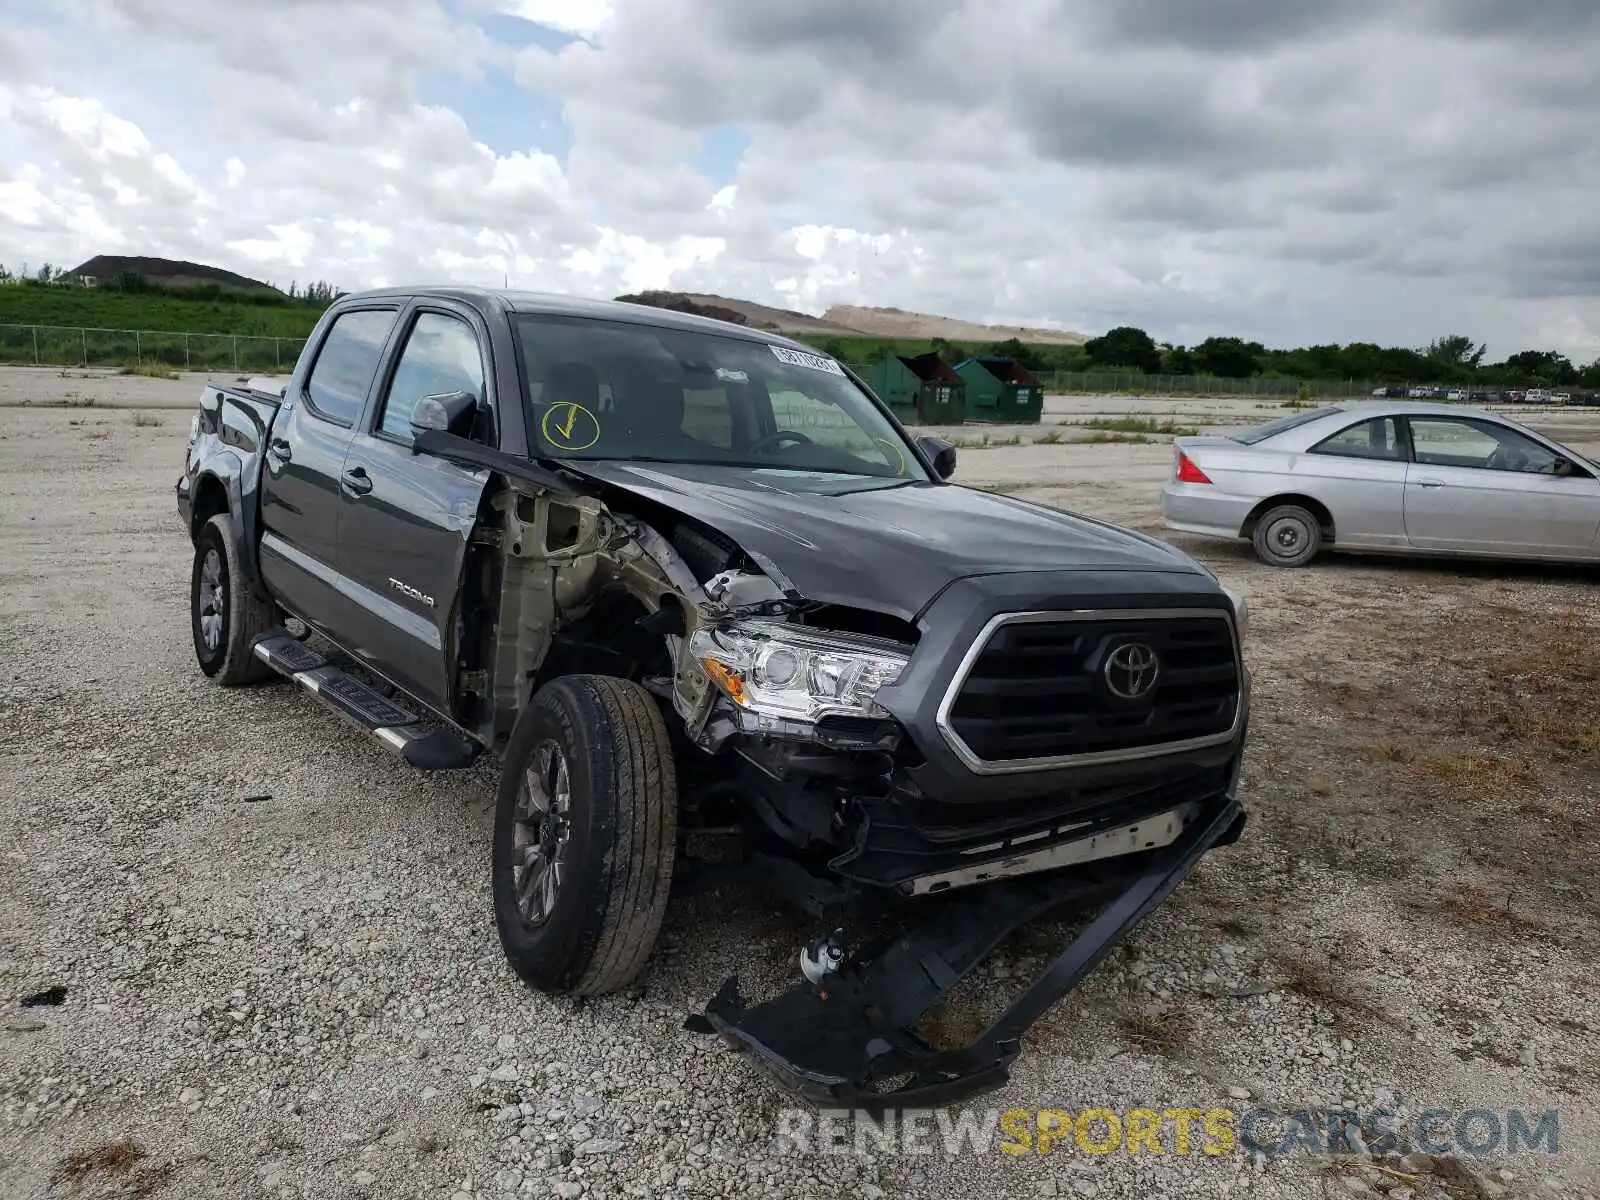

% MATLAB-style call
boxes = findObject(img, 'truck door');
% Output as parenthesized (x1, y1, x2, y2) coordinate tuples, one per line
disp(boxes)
(258, 305, 403, 636)
(336, 304, 494, 715)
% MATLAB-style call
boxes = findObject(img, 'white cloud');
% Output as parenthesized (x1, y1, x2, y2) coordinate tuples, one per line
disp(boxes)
(496, 0, 615, 38)
(0, 0, 1597, 362)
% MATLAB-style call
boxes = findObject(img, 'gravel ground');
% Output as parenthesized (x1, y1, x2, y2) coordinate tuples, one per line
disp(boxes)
(3, 378, 1600, 1200)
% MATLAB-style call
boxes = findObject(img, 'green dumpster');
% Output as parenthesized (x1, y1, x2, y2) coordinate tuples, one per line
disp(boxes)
(864, 353, 967, 425)
(954, 356, 1044, 424)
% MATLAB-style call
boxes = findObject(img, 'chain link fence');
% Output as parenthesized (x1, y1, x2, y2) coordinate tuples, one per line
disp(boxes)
(1030, 371, 1381, 398)
(0, 323, 308, 374)
(836, 364, 1380, 399)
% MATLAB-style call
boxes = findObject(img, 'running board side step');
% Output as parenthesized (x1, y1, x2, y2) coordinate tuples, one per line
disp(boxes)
(251, 630, 481, 771)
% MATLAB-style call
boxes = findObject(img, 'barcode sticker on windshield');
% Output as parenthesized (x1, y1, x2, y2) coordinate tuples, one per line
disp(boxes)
(770, 346, 846, 376)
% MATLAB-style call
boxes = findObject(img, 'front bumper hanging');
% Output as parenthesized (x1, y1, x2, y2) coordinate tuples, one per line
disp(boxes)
(690, 793, 1247, 1110)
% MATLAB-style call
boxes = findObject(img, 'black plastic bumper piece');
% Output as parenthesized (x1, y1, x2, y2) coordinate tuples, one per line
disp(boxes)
(694, 794, 1246, 1111)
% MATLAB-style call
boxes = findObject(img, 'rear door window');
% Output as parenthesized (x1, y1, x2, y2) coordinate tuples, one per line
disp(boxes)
(304, 309, 398, 426)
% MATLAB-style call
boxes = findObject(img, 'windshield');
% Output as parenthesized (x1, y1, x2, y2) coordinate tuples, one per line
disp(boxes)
(1229, 407, 1342, 445)
(512, 314, 928, 482)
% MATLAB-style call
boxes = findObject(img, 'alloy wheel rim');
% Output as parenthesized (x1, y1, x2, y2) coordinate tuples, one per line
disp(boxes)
(511, 740, 571, 926)
(198, 548, 225, 652)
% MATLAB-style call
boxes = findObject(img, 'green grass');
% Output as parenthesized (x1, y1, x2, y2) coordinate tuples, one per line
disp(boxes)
(0, 292, 309, 371)
(0, 287, 323, 337)
(1075, 416, 1199, 436)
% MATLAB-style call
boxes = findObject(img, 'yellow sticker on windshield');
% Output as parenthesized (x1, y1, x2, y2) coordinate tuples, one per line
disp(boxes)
(874, 438, 907, 473)
(541, 401, 601, 451)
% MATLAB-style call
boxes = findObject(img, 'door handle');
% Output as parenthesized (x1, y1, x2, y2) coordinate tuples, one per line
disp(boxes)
(341, 466, 374, 496)
(267, 437, 292, 463)
(1415, 478, 1446, 488)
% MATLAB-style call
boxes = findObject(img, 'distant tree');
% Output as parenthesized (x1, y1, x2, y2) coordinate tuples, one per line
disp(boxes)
(1084, 326, 1160, 373)
(1578, 358, 1600, 389)
(929, 336, 958, 364)
(1192, 336, 1260, 378)
(1499, 350, 1575, 385)
(1161, 344, 1196, 375)
(34, 262, 57, 283)
(300, 280, 342, 305)
(1425, 334, 1486, 370)
(982, 336, 1050, 371)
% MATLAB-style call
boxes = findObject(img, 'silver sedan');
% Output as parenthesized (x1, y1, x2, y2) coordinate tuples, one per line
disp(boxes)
(1159, 401, 1600, 567)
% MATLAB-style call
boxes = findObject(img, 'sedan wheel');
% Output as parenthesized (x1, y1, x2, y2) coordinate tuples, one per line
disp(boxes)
(1251, 503, 1323, 567)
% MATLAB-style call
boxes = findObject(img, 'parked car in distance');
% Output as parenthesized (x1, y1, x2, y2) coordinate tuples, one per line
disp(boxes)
(1446, 389, 1468, 401)
(1161, 401, 1600, 567)
(1553, 393, 1573, 405)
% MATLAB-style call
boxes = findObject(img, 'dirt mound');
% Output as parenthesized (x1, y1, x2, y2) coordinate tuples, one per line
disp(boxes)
(822, 304, 1089, 345)
(68, 255, 282, 296)
(615, 291, 865, 336)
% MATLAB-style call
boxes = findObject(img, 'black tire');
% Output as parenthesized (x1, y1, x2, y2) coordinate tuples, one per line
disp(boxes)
(492, 674, 678, 997)
(191, 513, 277, 684)
(1251, 503, 1324, 568)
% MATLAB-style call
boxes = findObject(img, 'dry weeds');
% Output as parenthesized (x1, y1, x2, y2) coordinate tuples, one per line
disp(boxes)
(53, 1139, 145, 1184)
(1118, 1005, 1193, 1059)
(1270, 951, 1383, 1022)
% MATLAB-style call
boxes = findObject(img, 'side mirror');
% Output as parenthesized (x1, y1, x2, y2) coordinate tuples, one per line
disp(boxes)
(1552, 456, 1585, 478)
(410, 390, 479, 446)
(916, 434, 958, 480)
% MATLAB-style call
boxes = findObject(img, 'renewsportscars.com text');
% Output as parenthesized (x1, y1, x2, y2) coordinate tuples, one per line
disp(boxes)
(774, 1107, 1561, 1159)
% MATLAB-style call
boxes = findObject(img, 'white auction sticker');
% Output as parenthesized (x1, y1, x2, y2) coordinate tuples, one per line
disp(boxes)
(770, 345, 846, 376)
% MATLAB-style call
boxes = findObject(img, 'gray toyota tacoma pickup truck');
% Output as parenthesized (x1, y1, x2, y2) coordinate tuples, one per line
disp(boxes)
(176, 287, 1251, 1107)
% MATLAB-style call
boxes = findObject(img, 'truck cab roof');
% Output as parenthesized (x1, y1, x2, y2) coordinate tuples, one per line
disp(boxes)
(334, 286, 819, 352)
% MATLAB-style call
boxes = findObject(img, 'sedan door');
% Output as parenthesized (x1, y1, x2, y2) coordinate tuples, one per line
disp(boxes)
(1402, 415, 1600, 556)
(336, 305, 494, 714)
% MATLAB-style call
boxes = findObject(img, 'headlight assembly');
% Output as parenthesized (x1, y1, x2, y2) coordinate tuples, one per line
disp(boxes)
(688, 620, 910, 725)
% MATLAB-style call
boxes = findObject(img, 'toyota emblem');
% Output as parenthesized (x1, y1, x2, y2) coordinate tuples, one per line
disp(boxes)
(1104, 642, 1160, 700)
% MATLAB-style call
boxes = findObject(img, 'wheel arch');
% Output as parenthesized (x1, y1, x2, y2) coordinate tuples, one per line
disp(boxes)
(1241, 493, 1336, 544)
(189, 459, 268, 598)
(190, 472, 232, 541)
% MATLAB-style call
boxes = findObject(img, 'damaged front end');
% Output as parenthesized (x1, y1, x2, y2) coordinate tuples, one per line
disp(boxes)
(691, 793, 1246, 1109)
(473, 471, 1249, 1111)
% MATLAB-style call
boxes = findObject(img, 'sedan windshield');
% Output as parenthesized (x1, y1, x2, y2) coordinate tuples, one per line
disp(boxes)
(512, 314, 928, 482)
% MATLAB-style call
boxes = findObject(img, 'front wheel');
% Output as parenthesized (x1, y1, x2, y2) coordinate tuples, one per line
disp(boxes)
(191, 513, 276, 684)
(1250, 503, 1324, 568)
(492, 675, 678, 997)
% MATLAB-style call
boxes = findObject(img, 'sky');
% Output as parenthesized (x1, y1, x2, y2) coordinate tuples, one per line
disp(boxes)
(1, 0, 1598, 361)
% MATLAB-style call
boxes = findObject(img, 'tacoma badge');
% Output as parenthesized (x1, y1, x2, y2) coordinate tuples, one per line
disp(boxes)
(388, 578, 436, 608)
